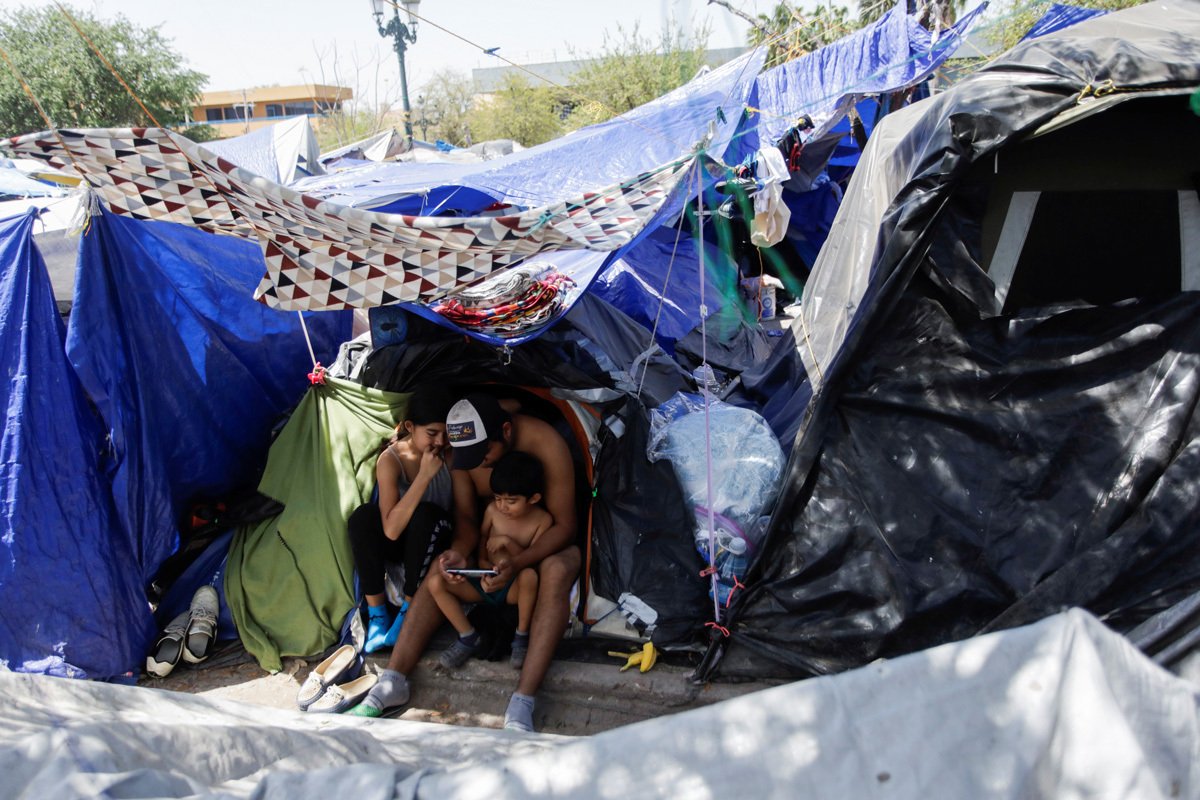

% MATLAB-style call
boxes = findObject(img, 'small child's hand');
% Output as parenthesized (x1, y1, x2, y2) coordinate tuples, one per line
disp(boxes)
(482, 559, 512, 592)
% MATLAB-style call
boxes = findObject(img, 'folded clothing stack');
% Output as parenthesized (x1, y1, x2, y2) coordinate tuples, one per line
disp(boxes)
(432, 265, 575, 337)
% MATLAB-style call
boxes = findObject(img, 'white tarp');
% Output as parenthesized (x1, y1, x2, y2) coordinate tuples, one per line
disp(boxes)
(2, 609, 1196, 799)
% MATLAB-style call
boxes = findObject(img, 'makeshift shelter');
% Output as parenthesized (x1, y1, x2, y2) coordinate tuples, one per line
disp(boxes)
(204, 116, 323, 185)
(0, 4, 984, 676)
(708, 0, 1200, 681)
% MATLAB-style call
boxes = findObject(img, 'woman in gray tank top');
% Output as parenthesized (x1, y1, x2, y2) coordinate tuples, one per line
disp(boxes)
(347, 386, 455, 652)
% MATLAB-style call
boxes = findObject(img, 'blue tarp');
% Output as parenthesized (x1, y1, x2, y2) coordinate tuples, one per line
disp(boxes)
(65, 210, 351, 585)
(1022, 3, 1107, 40)
(293, 48, 767, 215)
(0, 209, 154, 679)
(728, 2, 987, 163)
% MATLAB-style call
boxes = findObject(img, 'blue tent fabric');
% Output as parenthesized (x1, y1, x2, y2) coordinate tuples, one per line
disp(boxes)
(65, 210, 352, 584)
(592, 227, 738, 354)
(0, 209, 154, 679)
(732, 2, 987, 163)
(1022, 3, 1107, 41)
(294, 49, 767, 215)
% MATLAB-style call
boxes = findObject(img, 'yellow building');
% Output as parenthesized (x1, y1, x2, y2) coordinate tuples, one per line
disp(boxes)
(189, 85, 352, 138)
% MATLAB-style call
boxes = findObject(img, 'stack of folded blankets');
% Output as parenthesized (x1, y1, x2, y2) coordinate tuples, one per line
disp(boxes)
(432, 265, 575, 337)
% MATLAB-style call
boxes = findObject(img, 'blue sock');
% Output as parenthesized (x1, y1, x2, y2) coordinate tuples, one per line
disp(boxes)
(383, 600, 409, 647)
(365, 605, 393, 653)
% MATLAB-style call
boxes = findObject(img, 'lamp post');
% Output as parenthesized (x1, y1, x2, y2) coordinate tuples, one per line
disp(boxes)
(370, 0, 420, 146)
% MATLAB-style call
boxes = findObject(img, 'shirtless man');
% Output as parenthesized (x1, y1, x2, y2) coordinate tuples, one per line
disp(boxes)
(353, 392, 578, 732)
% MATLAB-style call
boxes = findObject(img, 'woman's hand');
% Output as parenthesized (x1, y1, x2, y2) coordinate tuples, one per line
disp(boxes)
(417, 445, 444, 482)
(438, 549, 467, 584)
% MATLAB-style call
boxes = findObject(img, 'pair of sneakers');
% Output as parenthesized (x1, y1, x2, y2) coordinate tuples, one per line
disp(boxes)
(439, 631, 529, 670)
(146, 585, 219, 678)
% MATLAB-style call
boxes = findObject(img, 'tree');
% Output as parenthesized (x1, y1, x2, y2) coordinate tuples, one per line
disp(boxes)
(747, 2, 859, 67)
(565, 22, 711, 127)
(0, 5, 205, 137)
(308, 42, 399, 154)
(467, 72, 566, 147)
(416, 69, 475, 147)
(984, 0, 1146, 54)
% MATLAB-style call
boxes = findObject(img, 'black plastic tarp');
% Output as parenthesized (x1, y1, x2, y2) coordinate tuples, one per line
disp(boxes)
(710, 0, 1200, 679)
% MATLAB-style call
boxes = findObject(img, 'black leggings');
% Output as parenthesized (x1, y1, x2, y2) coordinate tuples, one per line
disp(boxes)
(347, 501, 452, 599)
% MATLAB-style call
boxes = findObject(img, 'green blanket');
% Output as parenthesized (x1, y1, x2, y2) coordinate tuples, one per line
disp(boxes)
(226, 377, 408, 672)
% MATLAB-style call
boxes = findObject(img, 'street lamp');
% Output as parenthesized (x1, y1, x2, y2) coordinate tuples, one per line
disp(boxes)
(370, 0, 420, 146)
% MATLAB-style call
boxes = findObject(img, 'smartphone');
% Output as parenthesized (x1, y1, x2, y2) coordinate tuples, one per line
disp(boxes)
(445, 568, 499, 577)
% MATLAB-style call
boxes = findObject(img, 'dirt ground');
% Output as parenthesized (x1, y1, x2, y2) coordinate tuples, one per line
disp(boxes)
(138, 634, 770, 735)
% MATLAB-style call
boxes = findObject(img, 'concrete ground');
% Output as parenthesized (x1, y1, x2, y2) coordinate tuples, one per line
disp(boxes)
(138, 630, 779, 736)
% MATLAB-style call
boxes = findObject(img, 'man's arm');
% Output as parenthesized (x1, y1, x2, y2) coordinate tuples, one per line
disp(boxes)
(508, 421, 576, 572)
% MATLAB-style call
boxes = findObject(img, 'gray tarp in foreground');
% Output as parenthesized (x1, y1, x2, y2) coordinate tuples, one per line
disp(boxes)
(1, 609, 1196, 799)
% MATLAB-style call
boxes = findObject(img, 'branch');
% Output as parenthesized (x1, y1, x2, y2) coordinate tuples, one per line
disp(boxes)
(706, 0, 772, 36)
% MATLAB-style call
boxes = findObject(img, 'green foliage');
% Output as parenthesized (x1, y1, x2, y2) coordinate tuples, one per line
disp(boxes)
(315, 107, 389, 153)
(749, 3, 858, 67)
(0, 5, 206, 137)
(467, 72, 566, 147)
(983, 0, 1146, 54)
(565, 22, 710, 127)
(416, 69, 475, 146)
(179, 124, 221, 143)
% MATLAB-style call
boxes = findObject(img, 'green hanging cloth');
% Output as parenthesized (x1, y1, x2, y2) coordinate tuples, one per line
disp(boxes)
(226, 377, 408, 672)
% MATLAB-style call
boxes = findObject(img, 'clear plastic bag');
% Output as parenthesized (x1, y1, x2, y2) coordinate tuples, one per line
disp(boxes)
(647, 392, 786, 551)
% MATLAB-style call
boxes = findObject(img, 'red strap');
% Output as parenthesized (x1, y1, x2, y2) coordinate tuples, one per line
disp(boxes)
(724, 575, 746, 608)
(705, 621, 730, 637)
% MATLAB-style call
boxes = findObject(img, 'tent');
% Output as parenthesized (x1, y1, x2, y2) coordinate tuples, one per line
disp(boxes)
(0, 205, 350, 678)
(0, 4, 983, 677)
(706, 0, 1200, 681)
(204, 116, 324, 184)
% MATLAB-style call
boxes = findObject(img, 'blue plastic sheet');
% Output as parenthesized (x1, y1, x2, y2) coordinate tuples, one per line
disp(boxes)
(732, 2, 987, 162)
(65, 211, 351, 585)
(0, 209, 155, 679)
(295, 49, 766, 213)
(1022, 3, 1107, 40)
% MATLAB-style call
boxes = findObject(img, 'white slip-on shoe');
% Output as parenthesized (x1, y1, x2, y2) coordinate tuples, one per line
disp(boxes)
(307, 673, 379, 714)
(296, 644, 358, 710)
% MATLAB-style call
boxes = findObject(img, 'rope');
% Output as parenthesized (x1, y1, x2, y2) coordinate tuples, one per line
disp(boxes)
(0, 44, 90, 180)
(635, 177, 693, 398)
(691, 159, 723, 627)
(296, 311, 326, 384)
(53, 1, 161, 127)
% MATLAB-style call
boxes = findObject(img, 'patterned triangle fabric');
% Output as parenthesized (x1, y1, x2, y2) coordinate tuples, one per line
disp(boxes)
(7, 127, 693, 310)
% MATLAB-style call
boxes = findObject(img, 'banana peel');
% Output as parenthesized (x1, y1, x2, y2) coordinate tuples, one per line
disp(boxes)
(607, 643, 659, 673)
(639, 642, 658, 673)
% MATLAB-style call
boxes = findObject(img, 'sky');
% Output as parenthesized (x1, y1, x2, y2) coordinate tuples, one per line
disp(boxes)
(0, 0, 788, 109)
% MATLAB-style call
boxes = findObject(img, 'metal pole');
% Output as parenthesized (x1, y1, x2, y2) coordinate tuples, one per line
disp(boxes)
(391, 6, 414, 146)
